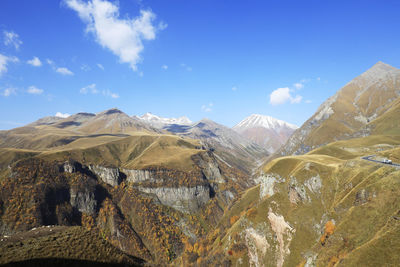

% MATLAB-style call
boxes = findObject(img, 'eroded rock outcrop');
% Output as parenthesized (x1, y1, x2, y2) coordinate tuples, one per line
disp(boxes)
(255, 173, 285, 200)
(245, 227, 270, 267)
(69, 188, 96, 214)
(198, 157, 224, 183)
(268, 210, 295, 267)
(89, 165, 121, 186)
(138, 185, 211, 213)
(122, 169, 156, 183)
(62, 161, 76, 173)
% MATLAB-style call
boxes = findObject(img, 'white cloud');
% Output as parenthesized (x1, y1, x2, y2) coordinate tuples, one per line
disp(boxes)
(46, 59, 54, 65)
(291, 95, 302, 104)
(81, 64, 91, 71)
(55, 112, 71, 118)
(27, 86, 44, 95)
(2, 88, 16, 97)
(56, 67, 74, 75)
(102, 89, 119, 98)
(161, 64, 168, 70)
(27, 56, 42, 67)
(201, 102, 213, 112)
(232, 86, 237, 91)
(65, 0, 165, 71)
(80, 83, 118, 98)
(305, 99, 312, 104)
(0, 53, 19, 76)
(45, 59, 74, 75)
(80, 83, 98, 94)
(293, 82, 304, 90)
(317, 77, 321, 81)
(158, 21, 168, 30)
(270, 87, 302, 105)
(3, 31, 22, 50)
(97, 63, 104, 70)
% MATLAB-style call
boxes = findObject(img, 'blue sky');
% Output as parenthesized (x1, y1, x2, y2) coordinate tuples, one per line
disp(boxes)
(1, 0, 400, 130)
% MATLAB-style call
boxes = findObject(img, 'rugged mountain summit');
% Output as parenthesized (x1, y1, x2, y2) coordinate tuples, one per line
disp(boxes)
(164, 118, 269, 174)
(277, 61, 400, 156)
(233, 114, 298, 153)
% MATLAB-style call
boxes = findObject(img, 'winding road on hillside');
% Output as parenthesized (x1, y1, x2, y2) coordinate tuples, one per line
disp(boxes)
(361, 155, 400, 167)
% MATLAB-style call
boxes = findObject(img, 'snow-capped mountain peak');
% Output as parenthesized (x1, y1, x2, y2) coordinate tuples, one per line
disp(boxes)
(137, 112, 192, 128)
(233, 114, 298, 153)
(234, 114, 298, 131)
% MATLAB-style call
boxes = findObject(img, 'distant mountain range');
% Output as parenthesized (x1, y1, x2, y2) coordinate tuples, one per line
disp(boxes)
(135, 112, 296, 172)
(17, 108, 296, 163)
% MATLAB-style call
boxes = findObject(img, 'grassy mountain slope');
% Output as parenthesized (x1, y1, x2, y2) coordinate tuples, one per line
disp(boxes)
(200, 135, 400, 266)
(0, 226, 143, 266)
(276, 62, 400, 157)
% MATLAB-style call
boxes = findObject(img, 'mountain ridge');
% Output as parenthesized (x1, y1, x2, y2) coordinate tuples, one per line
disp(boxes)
(275, 61, 400, 157)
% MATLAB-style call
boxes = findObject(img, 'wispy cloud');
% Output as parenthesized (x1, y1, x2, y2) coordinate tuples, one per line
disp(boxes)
(27, 86, 44, 95)
(81, 64, 91, 71)
(293, 82, 304, 90)
(270, 87, 302, 105)
(46, 59, 54, 65)
(80, 83, 98, 94)
(97, 63, 104, 70)
(161, 64, 168, 70)
(80, 83, 118, 98)
(56, 67, 74, 75)
(1, 88, 16, 97)
(0, 53, 19, 76)
(293, 77, 322, 90)
(46, 59, 74, 75)
(201, 102, 213, 112)
(102, 89, 119, 99)
(180, 63, 192, 71)
(3, 30, 22, 50)
(65, 0, 166, 71)
(27, 56, 42, 67)
(232, 86, 237, 91)
(55, 112, 70, 118)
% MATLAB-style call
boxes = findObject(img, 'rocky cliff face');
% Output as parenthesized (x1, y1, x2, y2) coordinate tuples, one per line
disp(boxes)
(122, 169, 157, 183)
(138, 185, 212, 213)
(60, 155, 226, 214)
(69, 188, 97, 214)
(88, 165, 121, 186)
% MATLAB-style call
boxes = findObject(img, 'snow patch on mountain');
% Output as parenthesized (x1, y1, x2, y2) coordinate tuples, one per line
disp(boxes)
(234, 114, 298, 132)
(136, 112, 192, 128)
(233, 114, 298, 153)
